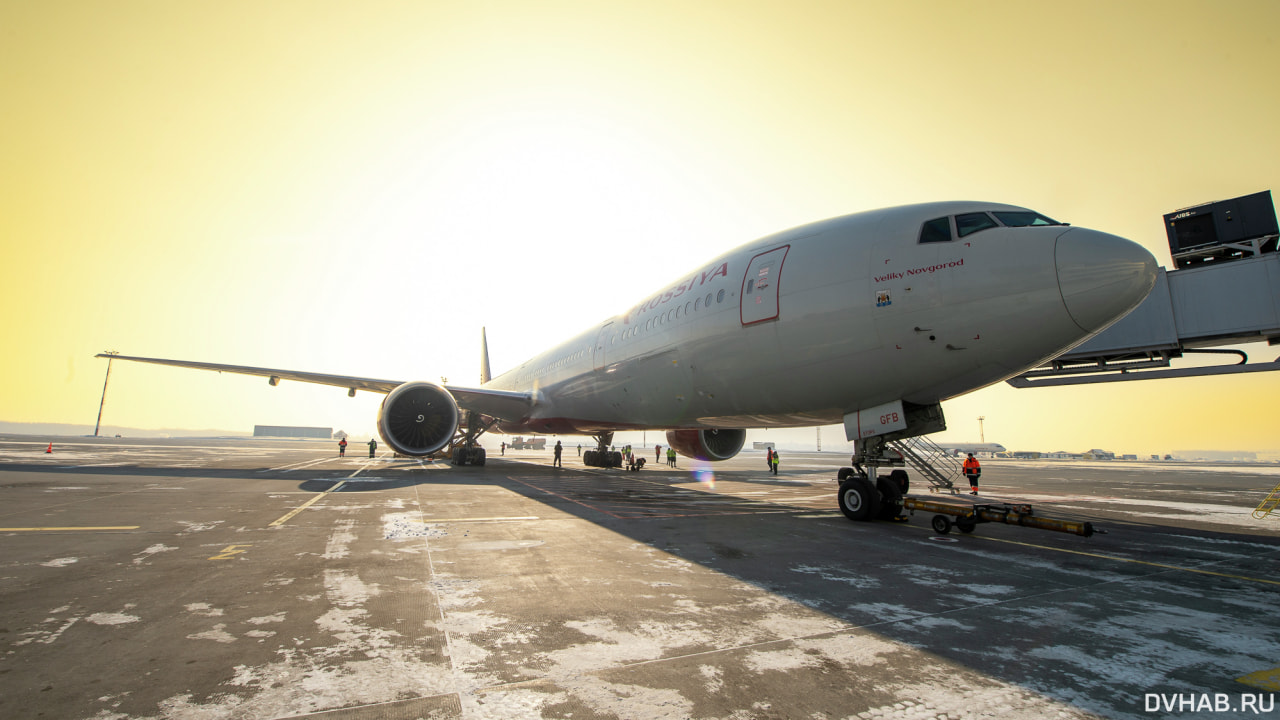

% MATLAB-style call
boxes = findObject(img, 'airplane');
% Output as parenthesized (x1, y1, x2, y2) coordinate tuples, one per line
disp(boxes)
(98, 201, 1158, 522)
(938, 443, 1008, 457)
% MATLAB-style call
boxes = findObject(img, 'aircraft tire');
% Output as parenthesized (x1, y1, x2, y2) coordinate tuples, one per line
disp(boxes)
(875, 477, 904, 520)
(475, 448, 486, 466)
(838, 478, 879, 521)
(931, 514, 952, 534)
(611, 451, 623, 468)
(583, 450, 596, 467)
(888, 469, 909, 494)
(837, 467, 857, 482)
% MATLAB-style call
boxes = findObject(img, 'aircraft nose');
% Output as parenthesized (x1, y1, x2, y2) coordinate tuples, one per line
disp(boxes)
(1054, 227, 1158, 333)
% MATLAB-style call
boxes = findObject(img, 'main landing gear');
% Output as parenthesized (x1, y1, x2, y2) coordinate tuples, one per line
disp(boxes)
(582, 432, 624, 468)
(449, 411, 496, 466)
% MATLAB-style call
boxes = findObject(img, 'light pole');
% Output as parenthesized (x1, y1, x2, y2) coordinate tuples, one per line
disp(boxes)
(978, 416, 985, 444)
(95, 351, 119, 437)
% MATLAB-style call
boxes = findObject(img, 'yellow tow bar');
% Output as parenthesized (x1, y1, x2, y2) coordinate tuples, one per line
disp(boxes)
(902, 497, 1096, 537)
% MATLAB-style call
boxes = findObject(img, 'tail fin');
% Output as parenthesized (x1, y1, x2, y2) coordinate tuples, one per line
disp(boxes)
(480, 327, 492, 384)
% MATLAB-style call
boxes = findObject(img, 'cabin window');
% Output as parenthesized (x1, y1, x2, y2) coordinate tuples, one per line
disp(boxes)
(695, 297, 702, 311)
(956, 212, 998, 238)
(993, 210, 1061, 227)
(717, 289, 726, 303)
(919, 217, 952, 243)
(685, 301, 692, 315)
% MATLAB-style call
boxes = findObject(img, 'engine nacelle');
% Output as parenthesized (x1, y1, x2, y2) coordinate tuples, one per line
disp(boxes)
(665, 428, 747, 462)
(377, 381, 459, 456)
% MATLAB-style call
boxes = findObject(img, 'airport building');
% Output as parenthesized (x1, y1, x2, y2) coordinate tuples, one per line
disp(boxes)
(253, 425, 333, 439)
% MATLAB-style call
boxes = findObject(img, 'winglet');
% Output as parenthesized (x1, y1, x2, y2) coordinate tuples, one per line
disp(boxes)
(480, 327, 492, 385)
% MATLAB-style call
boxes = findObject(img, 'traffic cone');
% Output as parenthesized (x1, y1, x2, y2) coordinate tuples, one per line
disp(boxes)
(46, 442, 52, 453)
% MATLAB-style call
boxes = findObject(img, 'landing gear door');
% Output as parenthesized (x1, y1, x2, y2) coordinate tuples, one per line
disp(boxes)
(741, 245, 790, 326)
(593, 322, 613, 371)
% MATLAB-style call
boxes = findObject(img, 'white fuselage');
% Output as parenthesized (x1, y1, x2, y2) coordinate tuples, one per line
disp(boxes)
(487, 201, 1157, 436)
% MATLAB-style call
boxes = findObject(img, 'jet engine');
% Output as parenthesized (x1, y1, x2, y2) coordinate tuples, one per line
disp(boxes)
(665, 428, 746, 462)
(376, 382, 459, 456)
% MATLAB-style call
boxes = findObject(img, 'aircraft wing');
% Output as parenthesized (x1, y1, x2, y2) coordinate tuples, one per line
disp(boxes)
(96, 354, 535, 422)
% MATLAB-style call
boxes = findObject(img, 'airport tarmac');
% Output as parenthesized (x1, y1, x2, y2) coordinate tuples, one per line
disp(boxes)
(1, 435, 1278, 720)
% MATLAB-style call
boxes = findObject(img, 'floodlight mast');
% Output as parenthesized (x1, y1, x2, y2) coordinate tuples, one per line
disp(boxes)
(95, 351, 119, 437)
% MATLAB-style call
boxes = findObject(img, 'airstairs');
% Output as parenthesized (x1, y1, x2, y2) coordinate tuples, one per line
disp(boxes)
(1253, 481, 1280, 520)
(888, 436, 965, 494)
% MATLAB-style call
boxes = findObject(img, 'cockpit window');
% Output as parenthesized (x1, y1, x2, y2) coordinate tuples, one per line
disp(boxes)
(919, 217, 952, 243)
(992, 210, 1061, 227)
(956, 212, 998, 238)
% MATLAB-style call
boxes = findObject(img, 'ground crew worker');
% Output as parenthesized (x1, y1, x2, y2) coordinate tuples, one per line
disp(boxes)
(963, 453, 981, 495)
(771, 449, 780, 475)
(766, 447, 773, 470)
(553, 440, 563, 468)
(338, 437, 347, 457)
(367, 438, 377, 458)
(577, 444, 581, 456)
(655, 445, 662, 463)
(667, 446, 677, 468)
(501, 441, 506, 455)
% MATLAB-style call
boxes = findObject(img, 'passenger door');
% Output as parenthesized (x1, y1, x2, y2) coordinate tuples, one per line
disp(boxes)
(740, 245, 789, 326)
(593, 322, 613, 371)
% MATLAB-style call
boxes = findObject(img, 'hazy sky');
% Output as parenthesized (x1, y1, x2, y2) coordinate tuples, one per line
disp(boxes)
(3, 1, 1278, 456)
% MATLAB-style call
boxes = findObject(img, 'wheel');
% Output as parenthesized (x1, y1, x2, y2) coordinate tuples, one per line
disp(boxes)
(474, 448, 486, 466)
(931, 514, 952, 534)
(956, 514, 977, 533)
(583, 450, 596, 466)
(888, 469, 909, 494)
(875, 477, 904, 520)
(837, 467, 857, 481)
(611, 451, 623, 468)
(838, 478, 880, 521)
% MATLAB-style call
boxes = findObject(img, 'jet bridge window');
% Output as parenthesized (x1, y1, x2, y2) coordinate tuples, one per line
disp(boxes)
(919, 217, 952, 243)
(956, 212, 998, 238)
(993, 210, 1061, 227)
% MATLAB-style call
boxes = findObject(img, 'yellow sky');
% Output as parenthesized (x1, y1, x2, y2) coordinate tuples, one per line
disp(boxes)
(2, 1, 1278, 455)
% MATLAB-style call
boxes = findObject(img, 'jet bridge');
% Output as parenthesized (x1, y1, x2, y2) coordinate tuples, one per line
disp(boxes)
(1010, 190, 1280, 387)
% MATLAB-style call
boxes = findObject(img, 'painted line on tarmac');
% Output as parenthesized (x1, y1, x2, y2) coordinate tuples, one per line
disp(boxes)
(267, 461, 375, 527)
(262, 457, 332, 473)
(418, 516, 540, 523)
(0, 526, 140, 532)
(976, 535, 1280, 587)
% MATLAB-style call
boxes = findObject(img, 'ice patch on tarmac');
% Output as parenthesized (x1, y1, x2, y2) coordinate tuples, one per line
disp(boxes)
(744, 633, 893, 673)
(187, 624, 236, 643)
(176, 520, 222, 534)
(133, 544, 178, 564)
(88, 612, 140, 626)
(41, 557, 79, 567)
(246, 612, 285, 625)
(184, 603, 224, 617)
(789, 563, 881, 589)
(322, 518, 356, 559)
(383, 511, 446, 540)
